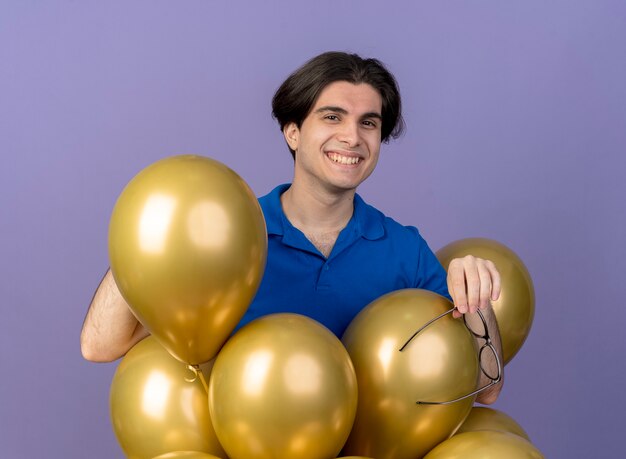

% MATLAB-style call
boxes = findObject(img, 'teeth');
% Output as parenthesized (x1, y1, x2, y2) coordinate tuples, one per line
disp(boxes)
(328, 153, 360, 165)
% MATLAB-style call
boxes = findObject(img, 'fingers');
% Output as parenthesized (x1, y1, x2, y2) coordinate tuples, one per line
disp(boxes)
(447, 259, 468, 314)
(477, 261, 492, 310)
(464, 257, 481, 314)
(486, 260, 501, 301)
(447, 256, 500, 315)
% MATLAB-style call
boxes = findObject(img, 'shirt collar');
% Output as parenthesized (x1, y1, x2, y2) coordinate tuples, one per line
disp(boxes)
(260, 183, 385, 240)
(260, 184, 290, 236)
(352, 193, 385, 240)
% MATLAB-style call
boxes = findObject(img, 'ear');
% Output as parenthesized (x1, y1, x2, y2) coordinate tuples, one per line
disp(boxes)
(283, 122, 300, 152)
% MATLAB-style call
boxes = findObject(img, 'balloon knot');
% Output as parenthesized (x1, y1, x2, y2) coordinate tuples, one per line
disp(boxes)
(184, 364, 200, 383)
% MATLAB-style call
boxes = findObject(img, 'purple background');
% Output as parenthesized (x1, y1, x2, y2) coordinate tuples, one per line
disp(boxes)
(1, 1, 625, 458)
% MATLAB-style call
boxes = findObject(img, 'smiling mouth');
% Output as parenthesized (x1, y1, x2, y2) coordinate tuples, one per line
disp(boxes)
(327, 152, 362, 165)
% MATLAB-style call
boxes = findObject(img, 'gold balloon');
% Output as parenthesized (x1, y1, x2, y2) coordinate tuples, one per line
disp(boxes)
(208, 314, 358, 459)
(109, 155, 267, 365)
(341, 289, 480, 459)
(455, 407, 530, 441)
(436, 238, 535, 364)
(110, 337, 227, 459)
(152, 453, 223, 459)
(423, 430, 544, 458)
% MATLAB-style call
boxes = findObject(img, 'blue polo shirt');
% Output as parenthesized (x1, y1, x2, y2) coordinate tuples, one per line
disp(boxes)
(236, 184, 451, 337)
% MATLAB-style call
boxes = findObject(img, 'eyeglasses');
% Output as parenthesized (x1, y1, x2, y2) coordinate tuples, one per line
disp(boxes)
(399, 307, 502, 406)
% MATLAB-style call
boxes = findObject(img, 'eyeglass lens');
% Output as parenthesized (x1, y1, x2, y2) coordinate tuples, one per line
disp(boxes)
(478, 344, 499, 381)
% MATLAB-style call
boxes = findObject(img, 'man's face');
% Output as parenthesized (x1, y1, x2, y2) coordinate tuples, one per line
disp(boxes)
(284, 81, 383, 195)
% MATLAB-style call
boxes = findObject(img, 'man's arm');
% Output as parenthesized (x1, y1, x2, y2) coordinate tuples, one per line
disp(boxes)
(80, 269, 149, 362)
(447, 255, 504, 405)
(464, 306, 503, 404)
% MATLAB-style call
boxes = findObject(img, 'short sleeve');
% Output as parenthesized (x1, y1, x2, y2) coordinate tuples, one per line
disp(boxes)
(409, 227, 452, 301)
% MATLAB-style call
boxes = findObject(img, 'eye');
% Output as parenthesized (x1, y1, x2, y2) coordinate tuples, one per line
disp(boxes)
(324, 114, 339, 121)
(362, 119, 378, 128)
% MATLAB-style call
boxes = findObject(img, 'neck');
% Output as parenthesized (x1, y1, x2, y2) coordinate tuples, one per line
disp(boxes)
(281, 180, 356, 234)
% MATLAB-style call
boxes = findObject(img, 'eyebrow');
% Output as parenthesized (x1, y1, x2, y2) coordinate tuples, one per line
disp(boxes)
(314, 106, 382, 120)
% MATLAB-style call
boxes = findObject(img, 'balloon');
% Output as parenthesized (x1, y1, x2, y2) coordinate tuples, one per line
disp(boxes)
(423, 430, 544, 458)
(455, 407, 530, 441)
(152, 453, 223, 459)
(110, 337, 227, 459)
(109, 155, 267, 365)
(209, 314, 358, 459)
(436, 238, 535, 364)
(341, 289, 480, 459)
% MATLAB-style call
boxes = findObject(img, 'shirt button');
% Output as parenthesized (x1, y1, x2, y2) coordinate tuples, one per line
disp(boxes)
(325, 265, 330, 270)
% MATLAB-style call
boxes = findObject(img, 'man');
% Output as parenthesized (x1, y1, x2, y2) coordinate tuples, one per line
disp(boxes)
(81, 51, 503, 404)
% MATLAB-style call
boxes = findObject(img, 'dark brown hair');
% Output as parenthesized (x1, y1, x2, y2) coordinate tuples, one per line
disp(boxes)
(272, 51, 405, 158)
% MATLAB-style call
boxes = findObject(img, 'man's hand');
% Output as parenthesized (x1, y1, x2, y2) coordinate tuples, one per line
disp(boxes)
(447, 255, 501, 318)
(446, 255, 504, 404)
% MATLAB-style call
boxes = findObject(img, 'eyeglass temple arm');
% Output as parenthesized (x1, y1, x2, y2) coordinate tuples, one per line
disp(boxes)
(415, 375, 501, 406)
(400, 307, 502, 405)
(416, 345, 503, 405)
(398, 307, 457, 352)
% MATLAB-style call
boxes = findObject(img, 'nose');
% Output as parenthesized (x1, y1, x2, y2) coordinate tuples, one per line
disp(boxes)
(336, 121, 361, 147)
